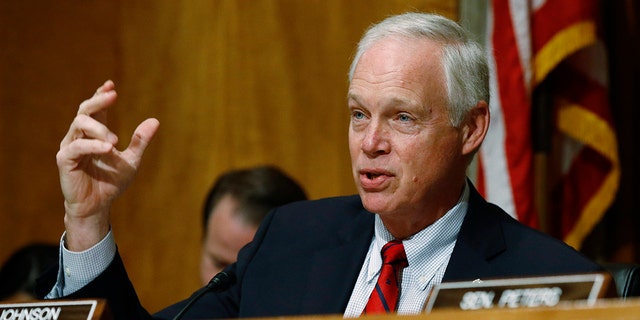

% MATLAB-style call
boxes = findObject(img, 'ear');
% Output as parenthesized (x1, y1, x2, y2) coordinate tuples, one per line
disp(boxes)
(461, 100, 490, 156)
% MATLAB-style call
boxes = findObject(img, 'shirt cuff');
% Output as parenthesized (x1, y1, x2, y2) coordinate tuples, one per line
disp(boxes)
(46, 229, 116, 297)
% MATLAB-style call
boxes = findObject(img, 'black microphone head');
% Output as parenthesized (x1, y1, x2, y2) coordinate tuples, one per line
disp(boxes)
(207, 271, 237, 292)
(172, 271, 238, 320)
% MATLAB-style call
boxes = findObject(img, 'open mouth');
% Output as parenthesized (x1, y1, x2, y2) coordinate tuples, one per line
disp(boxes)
(359, 170, 391, 190)
(360, 168, 392, 178)
(366, 172, 382, 180)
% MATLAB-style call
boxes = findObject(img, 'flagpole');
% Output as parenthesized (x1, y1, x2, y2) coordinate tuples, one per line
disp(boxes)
(532, 80, 552, 234)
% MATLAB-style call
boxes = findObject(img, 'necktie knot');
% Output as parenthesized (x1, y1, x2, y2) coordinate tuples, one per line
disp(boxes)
(381, 240, 408, 268)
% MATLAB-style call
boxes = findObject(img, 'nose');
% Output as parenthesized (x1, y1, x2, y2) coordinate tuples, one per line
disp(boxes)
(361, 120, 390, 157)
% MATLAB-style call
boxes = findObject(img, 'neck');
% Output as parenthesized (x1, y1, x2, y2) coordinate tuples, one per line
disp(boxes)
(380, 181, 466, 239)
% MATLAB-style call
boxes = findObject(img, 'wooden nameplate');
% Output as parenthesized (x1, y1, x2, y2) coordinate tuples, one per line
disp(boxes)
(0, 299, 111, 320)
(425, 272, 611, 312)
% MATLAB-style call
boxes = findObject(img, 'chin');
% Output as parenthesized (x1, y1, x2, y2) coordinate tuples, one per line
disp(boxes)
(359, 193, 394, 214)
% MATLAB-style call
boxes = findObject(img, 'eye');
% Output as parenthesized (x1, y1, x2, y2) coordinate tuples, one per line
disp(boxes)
(352, 110, 366, 120)
(397, 113, 413, 122)
(212, 258, 229, 270)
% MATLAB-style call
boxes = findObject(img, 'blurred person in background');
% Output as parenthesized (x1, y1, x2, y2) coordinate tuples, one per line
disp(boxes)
(0, 243, 58, 301)
(199, 165, 307, 285)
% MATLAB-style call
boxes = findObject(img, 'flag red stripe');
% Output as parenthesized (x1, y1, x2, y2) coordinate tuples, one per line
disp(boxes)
(552, 64, 613, 123)
(532, 1, 598, 52)
(552, 146, 611, 237)
(491, 0, 537, 226)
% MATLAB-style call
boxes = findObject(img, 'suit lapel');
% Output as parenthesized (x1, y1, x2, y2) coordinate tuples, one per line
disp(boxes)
(300, 208, 374, 314)
(443, 183, 507, 282)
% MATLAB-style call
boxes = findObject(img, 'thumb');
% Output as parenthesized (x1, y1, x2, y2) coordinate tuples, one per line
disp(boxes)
(127, 118, 160, 158)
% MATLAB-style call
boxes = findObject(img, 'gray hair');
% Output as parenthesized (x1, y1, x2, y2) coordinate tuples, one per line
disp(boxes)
(348, 12, 489, 127)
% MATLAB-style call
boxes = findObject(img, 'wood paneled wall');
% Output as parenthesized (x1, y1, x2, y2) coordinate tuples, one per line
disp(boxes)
(0, 0, 457, 312)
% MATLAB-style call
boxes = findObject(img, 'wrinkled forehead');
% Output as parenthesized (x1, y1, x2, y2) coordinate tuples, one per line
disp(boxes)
(348, 37, 447, 102)
(353, 36, 444, 78)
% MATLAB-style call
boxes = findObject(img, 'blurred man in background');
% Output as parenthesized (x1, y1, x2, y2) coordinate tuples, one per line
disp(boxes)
(199, 165, 307, 285)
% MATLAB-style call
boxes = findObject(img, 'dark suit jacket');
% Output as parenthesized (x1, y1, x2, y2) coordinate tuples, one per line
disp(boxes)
(36, 184, 601, 319)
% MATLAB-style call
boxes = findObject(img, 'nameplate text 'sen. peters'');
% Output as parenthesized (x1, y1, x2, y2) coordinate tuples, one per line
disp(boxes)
(424, 273, 611, 312)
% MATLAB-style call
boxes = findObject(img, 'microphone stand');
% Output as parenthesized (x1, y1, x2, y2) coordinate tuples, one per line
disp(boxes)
(172, 271, 236, 320)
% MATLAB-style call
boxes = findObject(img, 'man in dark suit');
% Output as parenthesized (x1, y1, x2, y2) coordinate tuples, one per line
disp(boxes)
(37, 12, 601, 319)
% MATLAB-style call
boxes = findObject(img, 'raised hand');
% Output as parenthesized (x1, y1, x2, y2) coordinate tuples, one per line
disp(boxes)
(56, 80, 160, 251)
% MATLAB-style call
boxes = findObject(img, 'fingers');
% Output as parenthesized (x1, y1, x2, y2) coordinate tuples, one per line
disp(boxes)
(61, 113, 118, 148)
(61, 80, 119, 147)
(78, 80, 117, 123)
(59, 80, 160, 169)
(56, 138, 115, 167)
(93, 80, 115, 97)
(127, 118, 160, 159)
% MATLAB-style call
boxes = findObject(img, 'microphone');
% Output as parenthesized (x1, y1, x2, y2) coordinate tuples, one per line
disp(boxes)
(171, 271, 237, 320)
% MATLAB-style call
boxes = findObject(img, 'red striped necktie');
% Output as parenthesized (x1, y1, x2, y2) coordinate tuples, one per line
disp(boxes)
(364, 240, 408, 314)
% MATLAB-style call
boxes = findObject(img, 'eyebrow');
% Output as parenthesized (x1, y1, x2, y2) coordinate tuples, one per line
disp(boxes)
(348, 92, 416, 109)
(347, 92, 361, 104)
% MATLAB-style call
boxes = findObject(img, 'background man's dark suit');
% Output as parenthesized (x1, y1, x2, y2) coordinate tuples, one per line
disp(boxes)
(36, 183, 601, 319)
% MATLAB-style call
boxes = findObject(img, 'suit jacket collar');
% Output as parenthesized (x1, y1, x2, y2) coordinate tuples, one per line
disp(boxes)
(296, 185, 506, 313)
(442, 182, 507, 281)
(301, 202, 374, 314)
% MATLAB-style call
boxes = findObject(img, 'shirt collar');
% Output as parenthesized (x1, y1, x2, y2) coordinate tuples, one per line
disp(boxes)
(365, 181, 470, 284)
